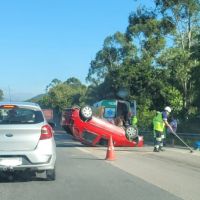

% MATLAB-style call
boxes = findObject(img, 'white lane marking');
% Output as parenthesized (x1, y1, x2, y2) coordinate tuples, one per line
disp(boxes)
(75, 147, 91, 154)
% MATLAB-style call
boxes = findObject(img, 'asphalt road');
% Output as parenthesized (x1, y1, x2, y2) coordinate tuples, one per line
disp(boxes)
(1, 130, 199, 200)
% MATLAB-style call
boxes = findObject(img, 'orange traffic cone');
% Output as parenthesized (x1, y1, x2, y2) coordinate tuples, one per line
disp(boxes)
(105, 135, 116, 161)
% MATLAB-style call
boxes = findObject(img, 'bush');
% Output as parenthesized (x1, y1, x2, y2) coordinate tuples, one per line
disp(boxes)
(137, 105, 156, 131)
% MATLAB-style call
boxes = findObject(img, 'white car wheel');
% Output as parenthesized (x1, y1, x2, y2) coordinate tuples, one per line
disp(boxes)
(46, 167, 56, 181)
(125, 126, 138, 141)
(80, 106, 93, 120)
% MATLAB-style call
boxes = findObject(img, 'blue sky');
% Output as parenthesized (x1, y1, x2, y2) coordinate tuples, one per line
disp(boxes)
(0, 0, 153, 101)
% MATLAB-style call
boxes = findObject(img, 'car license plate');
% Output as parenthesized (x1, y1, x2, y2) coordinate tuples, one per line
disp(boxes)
(0, 157, 22, 166)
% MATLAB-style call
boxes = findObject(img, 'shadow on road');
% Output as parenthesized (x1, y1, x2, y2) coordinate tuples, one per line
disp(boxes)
(0, 171, 50, 183)
(70, 157, 104, 161)
(54, 129, 84, 148)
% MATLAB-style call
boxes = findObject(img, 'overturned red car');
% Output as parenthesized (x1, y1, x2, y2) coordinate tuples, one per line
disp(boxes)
(61, 105, 144, 147)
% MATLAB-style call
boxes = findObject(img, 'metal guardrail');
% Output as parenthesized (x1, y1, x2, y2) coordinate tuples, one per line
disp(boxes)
(176, 132, 200, 138)
(139, 130, 200, 147)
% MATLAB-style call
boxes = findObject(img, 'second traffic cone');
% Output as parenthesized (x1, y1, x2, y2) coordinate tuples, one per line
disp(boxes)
(105, 135, 116, 161)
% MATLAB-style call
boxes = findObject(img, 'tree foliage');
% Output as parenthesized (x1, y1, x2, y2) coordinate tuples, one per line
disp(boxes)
(86, 0, 200, 128)
(35, 77, 87, 112)
(32, 1, 200, 130)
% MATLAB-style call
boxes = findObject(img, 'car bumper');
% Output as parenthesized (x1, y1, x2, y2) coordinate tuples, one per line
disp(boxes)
(0, 157, 55, 171)
(0, 140, 56, 171)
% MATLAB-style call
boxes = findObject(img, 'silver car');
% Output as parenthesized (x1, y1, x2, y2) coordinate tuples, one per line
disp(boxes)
(0, 102, 56, 180)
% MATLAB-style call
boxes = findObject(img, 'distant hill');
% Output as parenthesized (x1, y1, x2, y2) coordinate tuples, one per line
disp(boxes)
(26, 93, 46, 102)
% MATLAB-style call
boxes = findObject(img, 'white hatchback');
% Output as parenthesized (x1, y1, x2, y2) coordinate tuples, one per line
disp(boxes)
(0, 102, 56, 180)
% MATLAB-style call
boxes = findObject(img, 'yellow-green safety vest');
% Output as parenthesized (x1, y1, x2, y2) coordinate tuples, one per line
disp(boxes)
(132, 116, 138, 125)
(153, 112, 165, 132)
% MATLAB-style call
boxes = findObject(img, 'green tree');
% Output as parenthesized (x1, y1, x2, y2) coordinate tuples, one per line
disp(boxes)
(123, 6, 175, 109)
(46, 78, 62, 92)
(64, 77, 82, 87)
(86, 0, 200, 128)
(160, 86, 183, 114)
(154, 0, 200, 116)
(87, 32, 136, 85)
(44, 77, 87, 111)
(86, 5, 174, 116)
(191, 33, 200, 111)
(155, 0, 200, 50)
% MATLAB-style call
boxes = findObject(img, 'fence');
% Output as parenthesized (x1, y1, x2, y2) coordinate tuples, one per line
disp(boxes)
(140, 130, 200, 148)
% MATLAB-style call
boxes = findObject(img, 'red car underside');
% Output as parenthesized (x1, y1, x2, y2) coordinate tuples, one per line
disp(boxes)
(63, 107, 144, 147)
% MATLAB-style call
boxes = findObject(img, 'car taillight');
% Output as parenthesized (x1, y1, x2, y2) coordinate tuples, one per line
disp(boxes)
(40, 125, 53, 140)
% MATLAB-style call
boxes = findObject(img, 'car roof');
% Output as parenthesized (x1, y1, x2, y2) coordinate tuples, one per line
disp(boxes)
(0, 102, 41, 110)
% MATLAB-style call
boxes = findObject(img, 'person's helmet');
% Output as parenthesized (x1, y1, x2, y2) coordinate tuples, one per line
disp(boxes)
(164, 106, 172, 113)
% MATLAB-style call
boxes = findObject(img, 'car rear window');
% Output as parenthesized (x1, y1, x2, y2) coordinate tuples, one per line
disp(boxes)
(0, 107, 44, 124)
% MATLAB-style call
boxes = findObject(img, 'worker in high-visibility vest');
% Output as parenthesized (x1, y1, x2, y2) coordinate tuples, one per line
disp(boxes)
(152, 106, 174, 152)
(131, 115, 138, 127)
